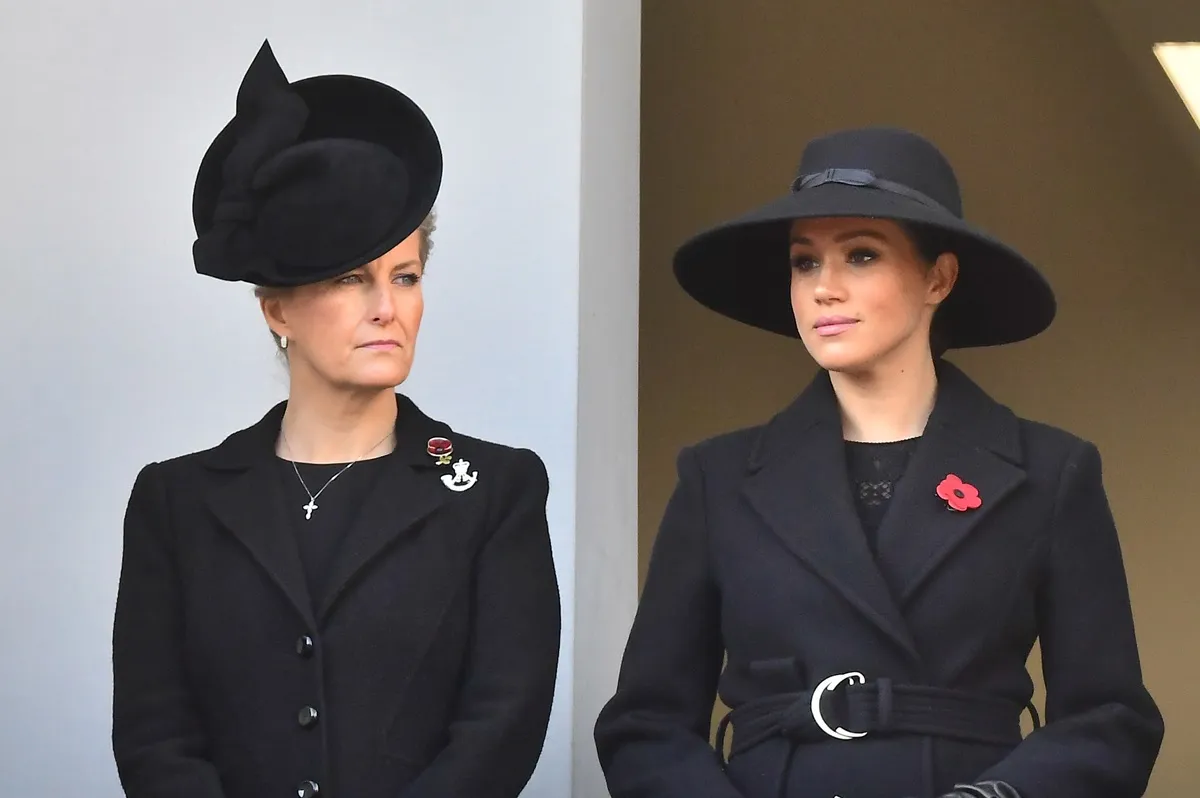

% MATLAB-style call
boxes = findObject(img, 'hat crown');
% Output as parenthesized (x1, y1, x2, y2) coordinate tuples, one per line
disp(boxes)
(191, 40, 442, 287)
(795, 127, 963, 218)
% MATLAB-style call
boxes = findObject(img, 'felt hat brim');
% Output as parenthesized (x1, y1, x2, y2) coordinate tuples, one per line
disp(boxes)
(673, 181, 1056, 349)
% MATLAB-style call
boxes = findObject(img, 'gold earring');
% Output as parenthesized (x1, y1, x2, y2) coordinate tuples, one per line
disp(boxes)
(280, 336, 288, 350)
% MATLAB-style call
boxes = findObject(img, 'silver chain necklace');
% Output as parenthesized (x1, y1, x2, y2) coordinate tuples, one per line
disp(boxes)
(281, 428, 393, 520)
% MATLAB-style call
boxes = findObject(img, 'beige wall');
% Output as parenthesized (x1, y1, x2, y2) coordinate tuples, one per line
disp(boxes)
(638, 1, 1200, 793)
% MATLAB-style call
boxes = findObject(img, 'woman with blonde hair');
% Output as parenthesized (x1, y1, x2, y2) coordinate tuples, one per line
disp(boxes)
(112, 41, 561, 798)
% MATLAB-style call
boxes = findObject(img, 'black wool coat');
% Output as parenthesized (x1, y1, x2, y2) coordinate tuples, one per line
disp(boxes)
(594, 360, 1163, 798)
(112, 393, 562, 798)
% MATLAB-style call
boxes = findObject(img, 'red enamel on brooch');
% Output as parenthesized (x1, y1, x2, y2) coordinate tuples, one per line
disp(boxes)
(427, 437, 454, 465)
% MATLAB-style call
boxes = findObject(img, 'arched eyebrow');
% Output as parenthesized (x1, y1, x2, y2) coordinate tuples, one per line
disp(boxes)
(790, 229, 889, 246)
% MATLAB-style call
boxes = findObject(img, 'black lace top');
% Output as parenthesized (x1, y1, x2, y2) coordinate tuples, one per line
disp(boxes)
(844, 437, 921, 554)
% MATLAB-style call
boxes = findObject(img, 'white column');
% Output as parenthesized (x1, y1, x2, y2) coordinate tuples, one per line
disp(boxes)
(573, 1, 643, 796)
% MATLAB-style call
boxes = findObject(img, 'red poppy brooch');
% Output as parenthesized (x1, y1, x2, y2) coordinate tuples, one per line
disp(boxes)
(427, 436, 454, 466)
(937, 474, 982, 512)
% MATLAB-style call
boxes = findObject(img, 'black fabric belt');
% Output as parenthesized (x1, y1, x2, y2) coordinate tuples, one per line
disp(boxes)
(716, 675, 1032, 763)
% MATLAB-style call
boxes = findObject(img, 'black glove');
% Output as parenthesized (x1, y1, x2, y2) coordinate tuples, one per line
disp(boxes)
(938, 781, 1022, 798)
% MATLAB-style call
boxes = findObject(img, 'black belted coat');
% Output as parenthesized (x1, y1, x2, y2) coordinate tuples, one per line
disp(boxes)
(111, 393, 562, 798)
(594, 361, 1163, 798)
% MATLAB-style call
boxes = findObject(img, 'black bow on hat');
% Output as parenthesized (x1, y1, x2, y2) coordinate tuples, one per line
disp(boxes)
(672, 127, 1056, 349)
(191, 40, 443, 287)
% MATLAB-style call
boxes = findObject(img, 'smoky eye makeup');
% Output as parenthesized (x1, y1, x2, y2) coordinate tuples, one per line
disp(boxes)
(846, 246, 881, 263)
(789, 252, 819, 271)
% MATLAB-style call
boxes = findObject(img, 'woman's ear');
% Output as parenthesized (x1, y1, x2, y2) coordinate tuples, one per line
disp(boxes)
(927, 251, 959, 306)
(259, 295, 291, 342)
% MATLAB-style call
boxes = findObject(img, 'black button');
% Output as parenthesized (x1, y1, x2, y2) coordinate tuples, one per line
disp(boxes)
(298, 780, 320, 797)
(296, 635, 314, 658)
(298, 706, 319, 728)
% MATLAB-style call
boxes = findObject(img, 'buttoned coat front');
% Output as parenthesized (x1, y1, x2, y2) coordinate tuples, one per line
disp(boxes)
(112, 394, 562, 798)
(594, 361, 1163, 798)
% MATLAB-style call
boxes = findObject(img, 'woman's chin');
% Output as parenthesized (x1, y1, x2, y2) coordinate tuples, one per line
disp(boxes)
(805, 341, 874, 374)
(333, 366, 413, 393)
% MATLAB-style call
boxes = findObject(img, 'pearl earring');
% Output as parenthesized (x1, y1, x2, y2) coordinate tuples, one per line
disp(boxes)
(280, 336, 288, 350)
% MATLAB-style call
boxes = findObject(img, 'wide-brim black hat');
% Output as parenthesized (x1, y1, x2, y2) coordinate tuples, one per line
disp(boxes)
(192, 40, 442, 287)
(672, 127, 1056, 349)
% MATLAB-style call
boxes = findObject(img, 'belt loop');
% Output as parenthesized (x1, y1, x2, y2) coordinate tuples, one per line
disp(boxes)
(876, 677, 894, 730)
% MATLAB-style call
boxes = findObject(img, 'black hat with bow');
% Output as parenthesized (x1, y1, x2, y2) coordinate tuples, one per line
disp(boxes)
(672, 127, 1056, 349)
(191, 40, 442, 287)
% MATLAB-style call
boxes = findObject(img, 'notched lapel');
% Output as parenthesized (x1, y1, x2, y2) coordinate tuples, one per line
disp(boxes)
(741, 380, 920, 663)
(316, 456, 451, 621)
(875, 362, 1028, 604)
(316, 393, 464, 622)
(199, 393, 475, 628)
(207, 461, 317, 628)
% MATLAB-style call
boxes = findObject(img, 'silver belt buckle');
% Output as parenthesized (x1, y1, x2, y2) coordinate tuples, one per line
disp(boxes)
(811, 671, 869, 740)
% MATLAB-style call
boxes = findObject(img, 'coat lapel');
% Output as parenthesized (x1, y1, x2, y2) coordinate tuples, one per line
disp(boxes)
(873, 361, 1027, 604)
(741, 372, 921, 663)
(204, 401, 317, 629)
(200, 394, 457, 628)
(316, 396, 454, 622)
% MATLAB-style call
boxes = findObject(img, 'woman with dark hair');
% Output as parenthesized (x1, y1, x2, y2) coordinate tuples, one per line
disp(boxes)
(594, 127, 1163, 798)
(112, 41, 561, 798)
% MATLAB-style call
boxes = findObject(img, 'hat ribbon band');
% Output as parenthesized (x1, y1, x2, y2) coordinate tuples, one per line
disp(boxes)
(791, 168, 951, 215)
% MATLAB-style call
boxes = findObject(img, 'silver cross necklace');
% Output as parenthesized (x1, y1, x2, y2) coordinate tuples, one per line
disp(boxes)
(281, 428, 394, 520)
